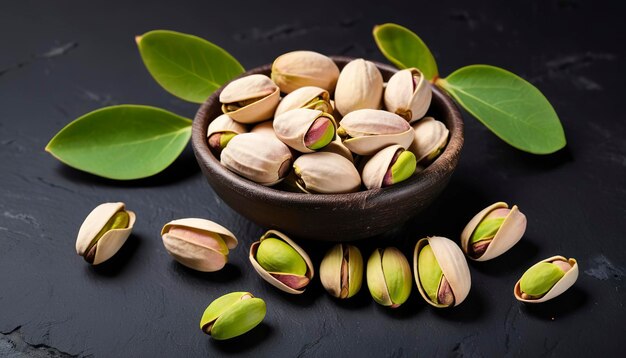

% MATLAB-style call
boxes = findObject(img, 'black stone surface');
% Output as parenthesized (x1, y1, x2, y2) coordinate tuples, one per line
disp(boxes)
(1, 0, 625, 356)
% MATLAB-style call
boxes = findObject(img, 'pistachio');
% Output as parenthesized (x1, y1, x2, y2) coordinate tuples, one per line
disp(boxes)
(293, 152, 361, 193)
(514, 256, 579, 303)
(366, 247, 412, 308)
(271, 51, 340, 93)
(220, 74, 280, 123)
(250, 120, 278, 138)
(200, 292, 266, 340)
(338, 109, 414, 155)
(249, 230, 314, 294)
(361, 145, 417, 189)
(76, 202, 136, 265)
(413, 237, 471, 308)
(207, 114, 247, 156)
(460, 202, 527, 261)
(319, 135, 354, 163)
(274, 86, 332, 117)
(320, 244, 363, 299)
(273, 108, 337, 153)
(334, 59, 383, 116)
(408, 117, 449, 166)
(384, 68, 432, 122)
(220, 133, 292, 186)
(161, 218, 238, 272)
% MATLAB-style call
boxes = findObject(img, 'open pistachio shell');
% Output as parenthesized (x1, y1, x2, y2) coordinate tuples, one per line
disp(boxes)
(384, 68, 432, 122)
(366, 247, 412, 308)
(274, 86, 332, 117)
(200, 292, 266, 340)
(361, 145, 417, 189)
(273, 108, 337, 153)
(514, 256, 579, 303)
(409, 117, 449, 165)
(334, 58, 383, 116)
(76, 202, 136, 265)
(249, 230, 314, 294)
(460, 202, 527, 261)
(220, 74, 280, 124)
(161, 218, 237, 272)
(413, 237, 471, 308)
(271, 51, 340, 94)
(320, 244, 363, 299)
(293, 152, 361, 193)
(207, 114, 248, 155)
(338, 109, 414, 156)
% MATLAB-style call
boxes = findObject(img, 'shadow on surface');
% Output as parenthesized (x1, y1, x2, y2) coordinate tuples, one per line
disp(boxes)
(521, 286, 588, 320)
(469, 238, 540, 276)
(432, 287, 487, 322)
(88, 233, 141, 277)
(211, 323, 273, 353)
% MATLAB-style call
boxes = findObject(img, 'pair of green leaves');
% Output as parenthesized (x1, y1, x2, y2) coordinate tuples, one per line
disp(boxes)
(374, 23, 566, 154)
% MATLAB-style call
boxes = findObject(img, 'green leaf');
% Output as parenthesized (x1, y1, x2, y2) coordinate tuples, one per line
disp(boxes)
(46, 105, 192, 180)
(438, 65, 566, 154)
(372, 23, 438, 80)
(136, 30, 245, 103)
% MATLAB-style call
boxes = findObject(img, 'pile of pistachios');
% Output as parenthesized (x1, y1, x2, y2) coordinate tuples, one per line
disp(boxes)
(207, 51, 449, 193)
(75, 200, 579, 340)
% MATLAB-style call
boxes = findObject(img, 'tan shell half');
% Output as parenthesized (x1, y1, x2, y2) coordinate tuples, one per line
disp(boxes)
(334, 58, 383, 116)
(207, 114, 248, 138)
(339, 109, 414, 156)
(249, 230, 315, 294)
(361, 145, 404, 190)
(76, 202, 136, 265)
(514, 256, 579, 303)
(293, 152, 361, 193)
(220, 133, 292, 186)
(384, 68, 432, 122)
(409, 117, 449, 164)
(274, 86, 331, 117)
(460, 202, 527, 261)
(320, 136, 353, 162)
(271, 51, 340, 94)
(413, 237, 471, 307)
(161, 218, 238, 272)
(219, 74, 280, 124)
(250, 120, 277, 138)
(273, 108, 336, 153)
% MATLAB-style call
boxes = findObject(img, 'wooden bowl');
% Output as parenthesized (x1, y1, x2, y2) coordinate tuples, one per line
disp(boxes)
(192, 57, 463, 241)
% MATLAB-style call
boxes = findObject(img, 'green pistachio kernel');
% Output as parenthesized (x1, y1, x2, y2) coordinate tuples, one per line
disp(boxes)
(390, 150, 417, 184)
(200, 292, 266, 340)
(520, 262, 566, 298)
(256, 237, 307, 275)
(382, 247, 412, 306)
(86, 211, 129, 255)
(470, 217, 505, 244)
(418, 245, 444, 303)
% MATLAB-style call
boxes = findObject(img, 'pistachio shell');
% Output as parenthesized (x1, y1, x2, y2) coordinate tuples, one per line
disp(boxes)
(338, 109, 414, 156)
(76, 202, 136, 265)
(200, 292, 266, 340)
(274, 86, 331, 117)
(320, 135, 354, 162)
(220, 133, 292, 186)
(249, 230, 314, 294)
(361, 145, 417, 189)
(384, 68, 432, 122)
(271, 51, 340, 93)
(408, 117, 449, 166)
(366, 247, 412, 308)
(413, 237, 471, 307)
(220, 74, 280, 124)
(293, 152, 361, 193)
(250, 120, 278, 138)
(461, 202, 527, 261)
(334, 59, 383, 116)
(273, 108, 337, 153)
(514, 256, 579, 303)
(320, 244, 363, 299)
(207, 114, 248, 155)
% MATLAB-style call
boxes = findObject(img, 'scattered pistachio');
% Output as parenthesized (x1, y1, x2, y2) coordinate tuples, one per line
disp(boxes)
(514, 256, 579, 303)
(200, 292, 266, 340)
(320, 244, 363, 299)
(366, 247, 412, 308)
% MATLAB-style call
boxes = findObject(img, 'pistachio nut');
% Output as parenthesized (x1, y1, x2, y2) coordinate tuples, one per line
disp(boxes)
(221, 133, 292, 186)
(207, 114, 247, 156)
(319, 135, 354, 163)
(413, 237, 471, 308)
(249, 230, 314, 294)
(200, 292, 266, 340)
(361, 145, 417, 189)
(320, 244, 363, 299)
(334, 58, 383, 116)
(274, 86, 332, 117)
(220, 74, 280, 124)
(271, 51, 340, 93)
(293, 152, 361, 193)
(76, 202, 135, 265)
(460, 202, 527, 261)
(366, 247, 412, 308)
(514, 256, 578, 303)
(250, 120, 278, 138)
(161, 218, 238, 272)
(408, 117, 449, 166)
(384, 68, 432, 122)
(338, 109, 414, 156)
(273, 108, 337, 153)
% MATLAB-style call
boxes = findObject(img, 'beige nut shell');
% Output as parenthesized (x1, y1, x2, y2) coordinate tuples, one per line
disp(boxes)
(361, 145, 404, 190)
(219, 74, 280, 124)
(409, 117, 449, 164)
(274, 86, 331, 117)
(339, 109, 414, 156)
(273, 108, 336, 153)
(320, 136, 354, 163)
(271, 51, 340, 94)
(334, 59, 383, 116)
(384, 68, 432, 122)
(207, 114, 248, 138)
(514, 256, 579, 303)
(293, 152, 361, 193)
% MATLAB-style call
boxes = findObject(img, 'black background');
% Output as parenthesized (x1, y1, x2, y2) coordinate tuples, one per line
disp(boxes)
(1, 0, 625, 356)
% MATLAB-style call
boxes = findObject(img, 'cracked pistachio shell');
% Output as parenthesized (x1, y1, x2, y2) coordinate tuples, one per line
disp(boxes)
(320, 135, 354, 163)
(219, 74, 280, 124)
(361, 145, 417, 189)
(161, 218, 237, 272)
(271, 51, 340, 94)
(207, 114, 248, 155)
(384, 68, 432, 122)
(220, 133, 292, 186)
(76, 202, 136, 265)
(409, 117, 449, 165)
(413, 237, 471, 308)
(293, 152, 361, 193)
(514, 256, 578, 303)
(200, 292, 266, 340)
(274, 86, 332, 117)
(273, 108, 337, 153)
(460, 202, 527, 261)
(320, 244, 363, 299)
(366, 247, 412, 308)
(249, 230, 314, 294)
(334, 59, 383, 116)
(338, 109, 414, 156)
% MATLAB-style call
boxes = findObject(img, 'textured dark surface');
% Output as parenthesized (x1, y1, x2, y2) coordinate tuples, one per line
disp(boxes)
(1, 0, 625, 357)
